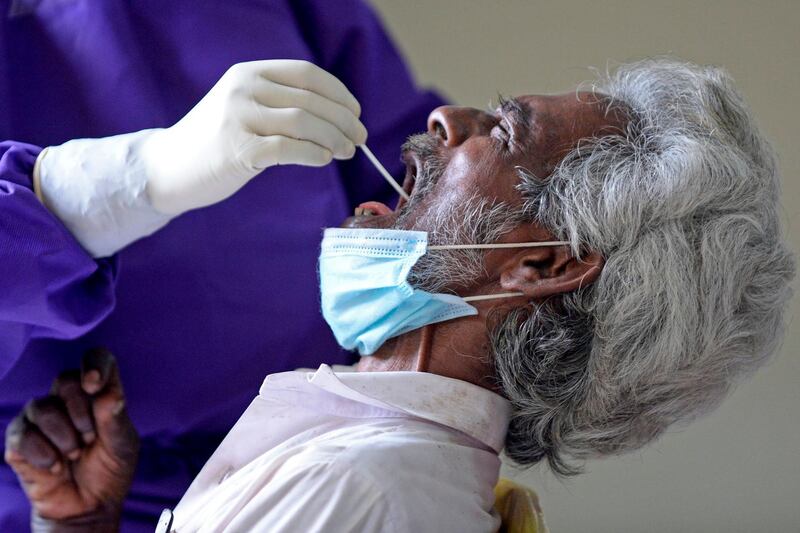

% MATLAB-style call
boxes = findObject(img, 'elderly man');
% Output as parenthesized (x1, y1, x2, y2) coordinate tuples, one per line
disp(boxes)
(5, 58, 794, 532)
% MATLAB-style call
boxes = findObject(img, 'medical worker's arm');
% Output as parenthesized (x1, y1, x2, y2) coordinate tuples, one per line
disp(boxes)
(290, 0, 448, 208)
(0, 142, 118, 379)
(34, 60, 367, 258)
(4, 349, 138, 533)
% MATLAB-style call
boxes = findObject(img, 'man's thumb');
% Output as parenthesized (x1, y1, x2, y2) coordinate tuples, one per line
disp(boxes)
(81, 348, 122, 397)
(80, 349, 135, 450)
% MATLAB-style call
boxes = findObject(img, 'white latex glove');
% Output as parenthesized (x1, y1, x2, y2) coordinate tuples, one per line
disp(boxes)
(34, 60, 367, 257)
(141, 60, 367, 215)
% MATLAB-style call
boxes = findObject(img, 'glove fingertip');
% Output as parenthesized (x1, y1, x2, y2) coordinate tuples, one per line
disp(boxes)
(314, 149, 334, 166)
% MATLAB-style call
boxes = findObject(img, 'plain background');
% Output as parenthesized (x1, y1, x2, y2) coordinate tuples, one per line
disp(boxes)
(369, 2, 800, 532)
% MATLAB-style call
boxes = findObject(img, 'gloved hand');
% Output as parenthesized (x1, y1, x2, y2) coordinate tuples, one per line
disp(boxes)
(34, 60, 367, 257)
(4, 349, 139, 532)
(141, 59, 367, 215)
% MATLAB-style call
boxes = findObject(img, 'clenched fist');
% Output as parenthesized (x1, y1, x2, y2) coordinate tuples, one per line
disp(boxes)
(4, 349, 139, 532)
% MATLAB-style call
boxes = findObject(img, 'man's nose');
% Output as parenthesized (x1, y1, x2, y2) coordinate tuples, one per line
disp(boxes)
(427, 106, 496, 147)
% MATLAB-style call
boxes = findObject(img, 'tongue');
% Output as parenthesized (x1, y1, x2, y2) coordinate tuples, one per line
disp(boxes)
(357, 201, 393, 216)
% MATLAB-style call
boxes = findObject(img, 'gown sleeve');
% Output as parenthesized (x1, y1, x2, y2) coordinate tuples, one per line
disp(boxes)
(290, 0, 449, 207)
(0, 141, 118, 379)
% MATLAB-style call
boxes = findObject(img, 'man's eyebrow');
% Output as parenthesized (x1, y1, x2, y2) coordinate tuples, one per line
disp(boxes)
(497, 95, 532, 140)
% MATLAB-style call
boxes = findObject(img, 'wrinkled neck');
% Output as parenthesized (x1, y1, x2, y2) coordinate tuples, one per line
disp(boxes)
(356, 326, 433, 372)
(356, 303, 501, 393)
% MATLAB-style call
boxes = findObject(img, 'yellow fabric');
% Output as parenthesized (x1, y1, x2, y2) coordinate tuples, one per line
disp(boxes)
(493, 478, 549, 533)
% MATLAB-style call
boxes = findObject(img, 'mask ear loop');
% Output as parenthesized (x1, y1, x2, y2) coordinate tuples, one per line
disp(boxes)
(428, 241, 569, 250)
(462, 292, 529, 302)
(427, 240, 572, 302)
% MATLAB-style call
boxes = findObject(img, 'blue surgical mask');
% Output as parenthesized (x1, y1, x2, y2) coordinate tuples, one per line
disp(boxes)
(319, 227, 569, 356)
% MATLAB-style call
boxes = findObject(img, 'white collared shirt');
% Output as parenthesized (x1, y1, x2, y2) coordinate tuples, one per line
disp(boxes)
(170, 364, 511, 532)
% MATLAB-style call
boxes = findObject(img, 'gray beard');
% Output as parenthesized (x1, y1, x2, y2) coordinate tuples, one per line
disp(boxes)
(402, 195, 524, 293)
(394, 133, 524, 293)
(398, 133, 446, 209)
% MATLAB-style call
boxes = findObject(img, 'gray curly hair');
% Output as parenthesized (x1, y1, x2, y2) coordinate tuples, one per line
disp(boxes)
(493, 57, 795, 475)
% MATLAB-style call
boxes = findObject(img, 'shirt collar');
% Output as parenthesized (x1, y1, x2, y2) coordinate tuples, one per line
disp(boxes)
(263, 364, 511, 453)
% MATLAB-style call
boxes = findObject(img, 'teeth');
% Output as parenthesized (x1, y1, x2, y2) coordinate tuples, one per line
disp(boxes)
(354, 207, 376, 216)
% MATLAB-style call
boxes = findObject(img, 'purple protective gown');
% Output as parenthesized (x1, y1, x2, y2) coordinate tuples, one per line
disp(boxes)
(0, 1, 445, 530)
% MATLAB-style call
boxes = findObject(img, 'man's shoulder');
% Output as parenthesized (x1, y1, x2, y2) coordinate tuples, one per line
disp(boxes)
(291, 417, 500, 497)
(284, 419, 501, 532)
(252, 418, 501, 532)
(313, 417, 477, 458)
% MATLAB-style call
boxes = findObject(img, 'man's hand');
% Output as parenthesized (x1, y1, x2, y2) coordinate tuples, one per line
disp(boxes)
(4, 349, 139, 530)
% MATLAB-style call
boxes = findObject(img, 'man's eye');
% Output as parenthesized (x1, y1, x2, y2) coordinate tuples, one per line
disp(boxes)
(494, 121, 511, 145)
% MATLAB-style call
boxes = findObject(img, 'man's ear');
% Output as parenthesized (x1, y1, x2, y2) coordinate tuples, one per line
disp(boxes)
(499, 246, 604, 299)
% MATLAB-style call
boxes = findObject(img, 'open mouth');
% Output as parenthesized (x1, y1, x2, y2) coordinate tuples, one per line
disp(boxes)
(343, 151, 420, 229)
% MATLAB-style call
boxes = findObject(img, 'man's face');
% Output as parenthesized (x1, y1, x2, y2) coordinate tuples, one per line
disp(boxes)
(345, 92, 623, 232)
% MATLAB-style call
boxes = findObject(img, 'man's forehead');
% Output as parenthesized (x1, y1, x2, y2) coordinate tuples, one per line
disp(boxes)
(511, 92, 623, 146)
(514, 92, 611, 119)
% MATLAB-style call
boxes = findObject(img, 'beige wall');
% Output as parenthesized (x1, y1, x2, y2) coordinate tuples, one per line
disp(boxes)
(368, 1, 800, 531)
